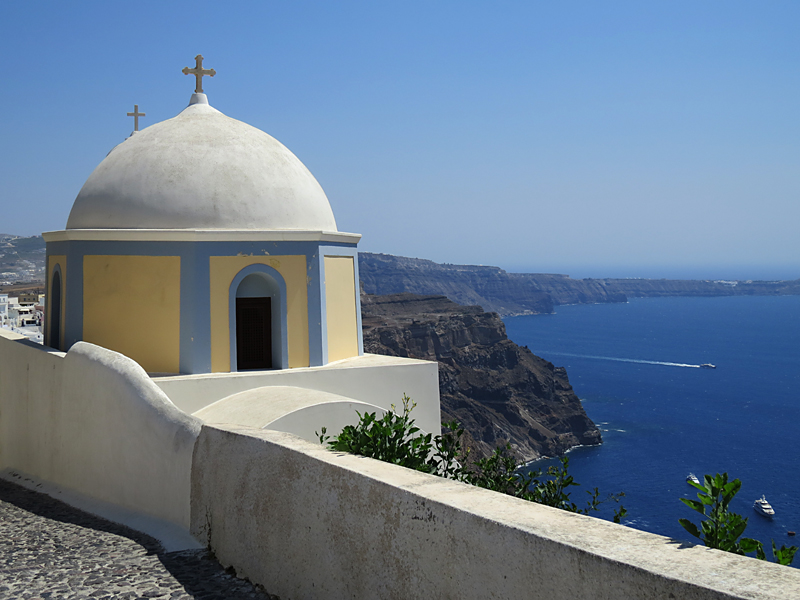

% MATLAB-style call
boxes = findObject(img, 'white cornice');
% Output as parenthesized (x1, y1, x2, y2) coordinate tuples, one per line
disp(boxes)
(42, 229, 362, 244)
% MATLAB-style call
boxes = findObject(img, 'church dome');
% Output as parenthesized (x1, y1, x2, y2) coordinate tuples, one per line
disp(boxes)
(66, 95, 338, 231)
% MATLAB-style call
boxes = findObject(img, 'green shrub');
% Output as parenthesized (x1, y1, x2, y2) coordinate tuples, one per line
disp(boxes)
(465, 444, 626, 522)
(318, 396, 626, 523)
(680, 473, 797, 566)
(317, 395, 433, 472)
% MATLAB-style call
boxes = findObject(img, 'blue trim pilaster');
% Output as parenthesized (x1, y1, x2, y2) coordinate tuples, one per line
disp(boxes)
(306, 248, 326, 366)
(179, 244, 212, 374)
(64, 246, 84, 352)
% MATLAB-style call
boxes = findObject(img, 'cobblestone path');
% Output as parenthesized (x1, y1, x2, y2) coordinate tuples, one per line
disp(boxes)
(0, 479, 277, 600)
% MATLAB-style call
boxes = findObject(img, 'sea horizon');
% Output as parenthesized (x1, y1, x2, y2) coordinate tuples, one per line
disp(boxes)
(502, 264, 800, 282)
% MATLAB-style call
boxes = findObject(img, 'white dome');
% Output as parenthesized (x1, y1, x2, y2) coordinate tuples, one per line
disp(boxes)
(67, 95, 338, 231)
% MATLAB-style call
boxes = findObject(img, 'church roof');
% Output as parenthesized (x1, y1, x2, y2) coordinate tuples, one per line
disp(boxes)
(66, 94, 338, 232)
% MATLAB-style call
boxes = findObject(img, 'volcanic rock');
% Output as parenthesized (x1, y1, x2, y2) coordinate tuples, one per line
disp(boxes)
(361, 293, 602, 462)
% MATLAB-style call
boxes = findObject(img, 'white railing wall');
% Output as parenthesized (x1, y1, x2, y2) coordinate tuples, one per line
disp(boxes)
(3, 331, 799, 598)
(192, 424, 800, 600)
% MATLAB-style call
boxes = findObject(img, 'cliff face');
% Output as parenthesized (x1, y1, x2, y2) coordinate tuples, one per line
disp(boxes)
(358, 253, 623, 315)
(361, 293, 602, 462)
(359, 252, 800, 316)
(605, 278, 800, 298)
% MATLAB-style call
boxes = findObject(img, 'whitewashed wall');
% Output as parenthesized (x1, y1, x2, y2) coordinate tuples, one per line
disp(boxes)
(0, 333, 200, 535)
(3, 331, 800, 598)
(192, 424, 800, 600)
(154, 353, 441, 437)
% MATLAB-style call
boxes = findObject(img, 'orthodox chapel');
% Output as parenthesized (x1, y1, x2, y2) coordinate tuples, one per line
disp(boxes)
(40, 56, 440, 439)
(44, 57, 361, 375)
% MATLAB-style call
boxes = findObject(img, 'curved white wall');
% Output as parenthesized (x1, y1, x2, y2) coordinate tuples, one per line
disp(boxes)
(156, 353, 442, 436)
(193, 385, 389, 444)
(0, 335, 200, 533)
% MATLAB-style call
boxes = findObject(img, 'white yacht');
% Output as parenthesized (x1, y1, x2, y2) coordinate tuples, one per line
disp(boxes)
(754, 496, 775, 518)
(686, 473, 700, 485)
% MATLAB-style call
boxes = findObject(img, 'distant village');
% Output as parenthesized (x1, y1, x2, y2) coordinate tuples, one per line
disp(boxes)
(0, 234, 46, 343)
(0, 291, 44, 343)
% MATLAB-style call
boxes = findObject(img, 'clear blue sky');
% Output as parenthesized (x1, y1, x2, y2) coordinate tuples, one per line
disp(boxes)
(2, 1, 798, 279)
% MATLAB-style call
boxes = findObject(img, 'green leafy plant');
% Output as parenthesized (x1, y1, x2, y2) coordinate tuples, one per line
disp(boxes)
(680, 473, 797, 566)
(318, 397, 626, 523)
(520, 456, 627, 523)
(464, 445, 626, 522)
(771, 540, 798, 567)
(429, 420, 470, 481)
(317, 394, 433, 472)
(463, 443, 519, 493)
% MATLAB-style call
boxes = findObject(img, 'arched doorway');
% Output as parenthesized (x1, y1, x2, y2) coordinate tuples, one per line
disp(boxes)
(234, 273, 280, 370)
(50, 269, 62, 350)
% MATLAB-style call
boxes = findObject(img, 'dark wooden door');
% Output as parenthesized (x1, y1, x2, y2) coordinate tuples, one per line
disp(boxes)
(50, 270, 61, 350)
(236, 297, 272, 370)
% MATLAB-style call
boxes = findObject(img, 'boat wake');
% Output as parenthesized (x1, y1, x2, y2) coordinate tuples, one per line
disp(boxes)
(541, 351, 702, 368)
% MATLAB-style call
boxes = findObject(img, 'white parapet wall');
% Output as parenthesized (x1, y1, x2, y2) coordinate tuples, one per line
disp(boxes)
(0, 332, 201, 542)
(192, 424, 800, 600)
(4, 329, 800, 597)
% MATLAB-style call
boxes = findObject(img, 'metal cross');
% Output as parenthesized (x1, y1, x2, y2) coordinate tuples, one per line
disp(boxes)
(127, 104, 145, 131)
(182, 54, 216, 93)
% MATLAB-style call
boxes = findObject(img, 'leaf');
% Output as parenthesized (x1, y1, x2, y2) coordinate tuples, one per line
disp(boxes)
(680, 498, 706, 515)
(730, 521, 748, 540)
(773, 541, 798, 566)
(739, 537, 762, 555)
(679, 518, 701, 540)
(687, 479, 706, 492)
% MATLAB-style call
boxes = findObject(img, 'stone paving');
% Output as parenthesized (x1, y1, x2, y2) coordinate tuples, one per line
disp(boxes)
(0, 479, 278, 600)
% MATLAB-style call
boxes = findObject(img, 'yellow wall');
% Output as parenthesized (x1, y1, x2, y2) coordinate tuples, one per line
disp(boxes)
(83, 255, 181, 373)
(46, 255, 66, 348)
(324, 256, 359, 362)
(209, 256, 308, 372)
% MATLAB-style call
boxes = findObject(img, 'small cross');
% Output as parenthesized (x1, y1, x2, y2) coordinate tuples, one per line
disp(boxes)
(182, 54, 216, 93)
(127, 104, 145, 132)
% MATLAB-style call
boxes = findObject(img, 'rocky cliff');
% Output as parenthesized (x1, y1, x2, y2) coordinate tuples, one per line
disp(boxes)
(361, 293, 602, 462)
(358, 253, 624, 315)
(605, 277, 800, 298)
(359, 252, 800, 316)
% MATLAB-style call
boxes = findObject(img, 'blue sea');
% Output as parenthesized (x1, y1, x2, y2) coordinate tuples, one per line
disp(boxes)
(504, 295, 800, 557)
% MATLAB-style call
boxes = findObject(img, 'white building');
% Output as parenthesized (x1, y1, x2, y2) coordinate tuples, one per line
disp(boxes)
(0, 294, 8, 328)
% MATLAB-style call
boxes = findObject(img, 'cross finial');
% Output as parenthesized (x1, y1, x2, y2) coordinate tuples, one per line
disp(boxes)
(182, 54, 216, 93)
(127, 104, 146, 132)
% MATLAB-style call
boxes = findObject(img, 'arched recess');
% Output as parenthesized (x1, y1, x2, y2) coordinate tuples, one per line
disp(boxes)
(228, 264, 288, 371)
(49, 265, 63, 350)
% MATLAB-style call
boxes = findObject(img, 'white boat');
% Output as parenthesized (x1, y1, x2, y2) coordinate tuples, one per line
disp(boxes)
(687, 473, 700, 485)
(700, 364, 716, 369)
(754, 496, 775, 517)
